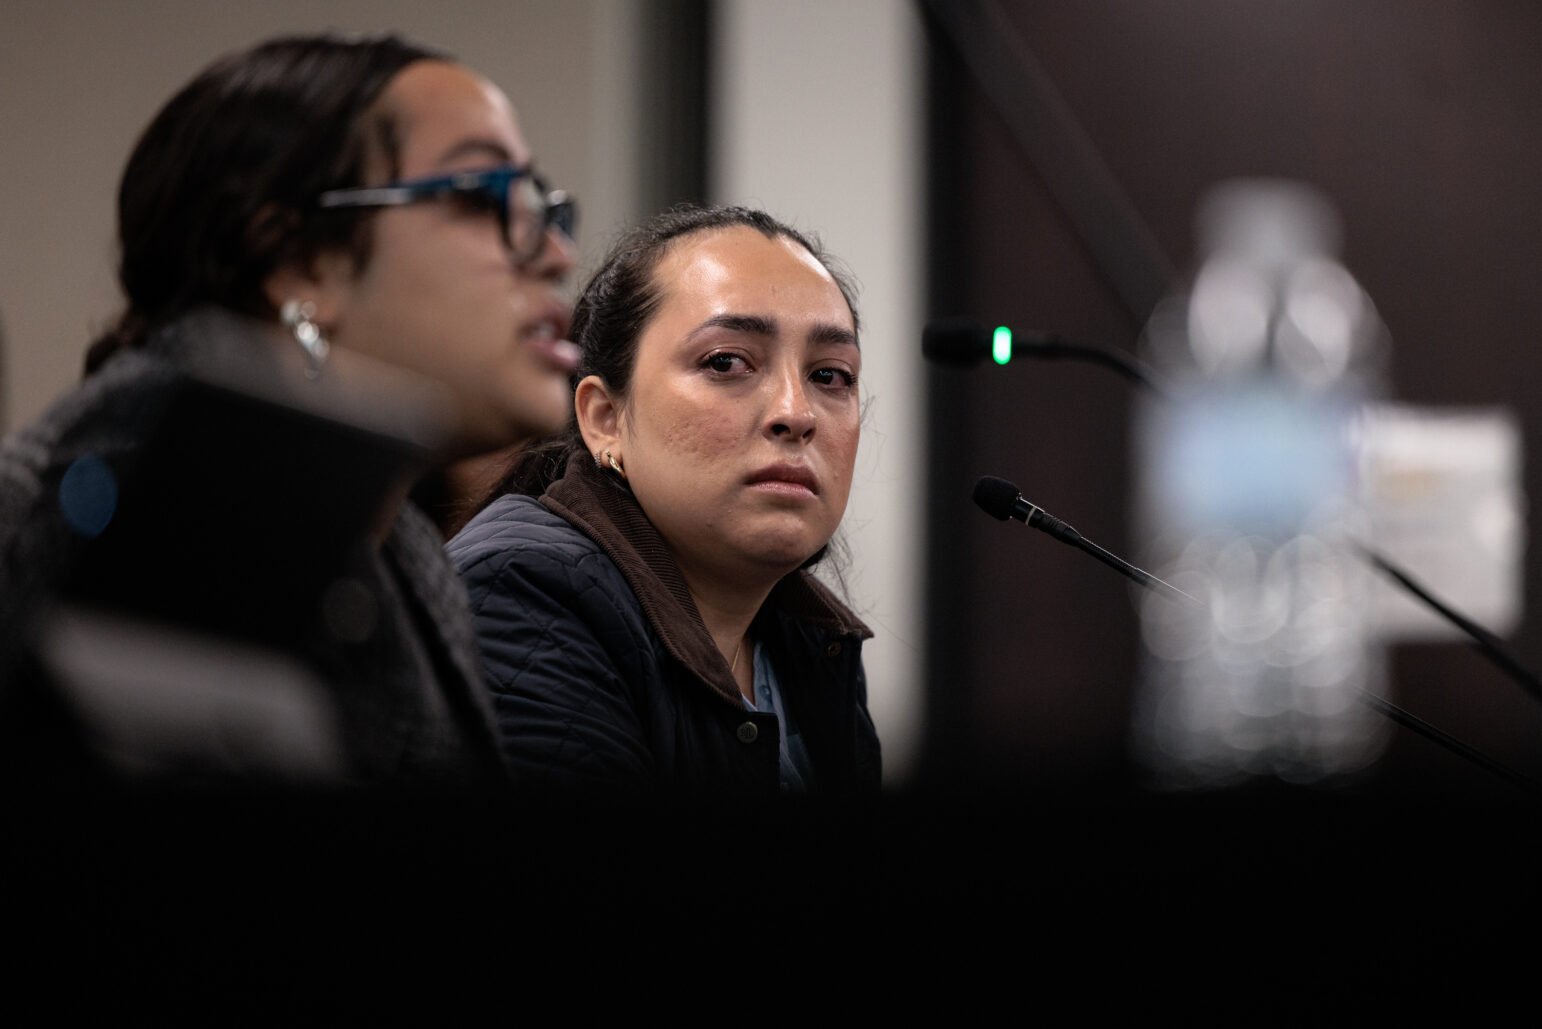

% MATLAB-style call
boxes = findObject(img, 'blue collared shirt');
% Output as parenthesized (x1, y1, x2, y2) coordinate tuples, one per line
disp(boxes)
(745, 642, 815, 793)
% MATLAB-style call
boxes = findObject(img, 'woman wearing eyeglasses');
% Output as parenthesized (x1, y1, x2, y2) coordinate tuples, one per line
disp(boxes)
(0, 34, 578, 785)
(449, 206, 882, 797)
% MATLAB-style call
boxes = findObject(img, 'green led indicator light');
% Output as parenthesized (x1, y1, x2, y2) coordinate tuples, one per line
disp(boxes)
(992, 325, 1013, 365)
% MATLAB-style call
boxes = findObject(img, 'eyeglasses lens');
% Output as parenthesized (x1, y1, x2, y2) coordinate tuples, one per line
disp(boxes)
(507, 175, 576, 262)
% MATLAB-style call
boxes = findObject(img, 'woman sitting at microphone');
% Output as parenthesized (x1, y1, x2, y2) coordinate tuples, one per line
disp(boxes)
(0, 33, 580, 784)
(449, 205, 881, 795)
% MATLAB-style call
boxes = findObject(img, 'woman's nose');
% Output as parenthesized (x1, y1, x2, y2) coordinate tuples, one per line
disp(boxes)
(767, 369, 816, 441)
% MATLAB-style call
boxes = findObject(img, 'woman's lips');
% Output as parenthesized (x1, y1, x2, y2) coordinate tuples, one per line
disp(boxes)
(746, 464, 819, 497)
(521, 322, 580, 372)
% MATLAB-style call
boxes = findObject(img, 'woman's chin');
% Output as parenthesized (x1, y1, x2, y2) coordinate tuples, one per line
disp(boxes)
(484, 388, 572, 450)
(516, 380, 576, 439)
(738, 533, 829, 578)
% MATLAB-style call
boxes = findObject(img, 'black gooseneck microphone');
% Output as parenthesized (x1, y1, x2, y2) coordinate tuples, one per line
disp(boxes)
(973, 476, 1193, 603)
(924, 318, 1169, 395)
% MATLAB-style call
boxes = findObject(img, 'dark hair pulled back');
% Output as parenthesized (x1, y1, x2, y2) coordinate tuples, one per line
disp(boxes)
(501, 203, 861, 498)
(84, 33, 445, 375)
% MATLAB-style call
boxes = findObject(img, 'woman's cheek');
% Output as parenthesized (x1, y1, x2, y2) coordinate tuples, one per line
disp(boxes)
(829, 412, 861, 468)
(661, 407, 743, 461)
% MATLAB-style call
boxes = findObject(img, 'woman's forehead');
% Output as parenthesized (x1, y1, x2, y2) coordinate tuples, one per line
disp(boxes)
(378, 60, 530, 172)
(654, 228, 848, 316)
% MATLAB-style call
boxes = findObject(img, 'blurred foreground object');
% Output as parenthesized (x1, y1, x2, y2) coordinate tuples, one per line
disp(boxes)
(0, 308, 509, 788)
(36, 607, 342, 782)
(1132, 181, 1391, 787)
(1355, 403, 1524, 641)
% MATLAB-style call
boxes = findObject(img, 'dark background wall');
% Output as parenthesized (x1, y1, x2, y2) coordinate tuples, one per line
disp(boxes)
(922, 0, 1542, 797)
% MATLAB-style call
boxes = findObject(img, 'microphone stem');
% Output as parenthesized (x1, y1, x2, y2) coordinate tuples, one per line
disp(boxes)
(1357, 690, 1542, 800)
(1354, 543, 1542, 704)
(1064, 530, 1195, 603)
(1024, 339, 1172, 398)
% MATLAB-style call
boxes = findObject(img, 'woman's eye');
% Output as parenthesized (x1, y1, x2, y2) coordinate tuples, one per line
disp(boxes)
(703, 352, 747, 374)
(811, 367, 857, 389)
(453, 187, 503, 214)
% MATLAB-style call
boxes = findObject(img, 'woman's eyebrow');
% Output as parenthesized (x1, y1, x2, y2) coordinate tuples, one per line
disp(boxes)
(689, 314, 857, 348)
(809, 323, 858, 348)
(690, 313, 777, 338)
(434, 138, 517, 167)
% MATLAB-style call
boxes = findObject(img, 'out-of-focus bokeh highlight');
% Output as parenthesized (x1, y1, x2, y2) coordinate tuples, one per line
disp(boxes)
(1133, 181, 1391, 786)
(1130, 181, 1525, 789)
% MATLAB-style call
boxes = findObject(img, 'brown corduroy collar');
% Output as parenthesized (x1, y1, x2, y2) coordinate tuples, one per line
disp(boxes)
(541, 453, 871, 708)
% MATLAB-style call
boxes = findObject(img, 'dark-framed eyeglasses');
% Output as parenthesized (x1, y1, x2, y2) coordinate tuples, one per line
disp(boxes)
(317, 165, 577, 265)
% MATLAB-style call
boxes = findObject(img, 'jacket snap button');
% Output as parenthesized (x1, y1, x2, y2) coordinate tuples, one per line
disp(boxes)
(736, 721, 759, 744)
(825, 641, 842, 658)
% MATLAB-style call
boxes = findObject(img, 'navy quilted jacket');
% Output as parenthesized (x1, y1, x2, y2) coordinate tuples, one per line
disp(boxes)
(447, 456, 881, 795)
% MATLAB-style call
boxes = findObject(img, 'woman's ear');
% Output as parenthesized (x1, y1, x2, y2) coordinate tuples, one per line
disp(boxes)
(262, 249, 354, 331)
(574, 374, 623, 460)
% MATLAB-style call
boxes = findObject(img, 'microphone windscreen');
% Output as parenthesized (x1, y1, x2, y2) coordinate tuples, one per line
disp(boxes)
(922, 319, 988, 365)
(973, 476, 1022, 520)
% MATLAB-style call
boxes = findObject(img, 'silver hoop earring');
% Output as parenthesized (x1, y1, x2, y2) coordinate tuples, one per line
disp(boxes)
(280, 299, 329, 379)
